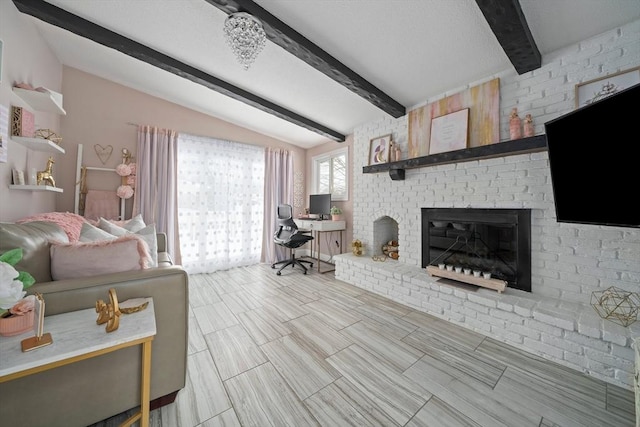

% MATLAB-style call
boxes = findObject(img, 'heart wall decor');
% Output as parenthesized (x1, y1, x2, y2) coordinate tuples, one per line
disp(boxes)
(94, 144, 113, 165)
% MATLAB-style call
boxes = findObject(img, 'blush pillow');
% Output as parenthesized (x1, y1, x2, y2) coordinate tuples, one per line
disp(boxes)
(97, 220, 158, 267)
(50, 235, 151, 280)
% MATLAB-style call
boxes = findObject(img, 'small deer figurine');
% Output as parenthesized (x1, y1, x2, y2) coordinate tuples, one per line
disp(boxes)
(37, 157, 56, 187)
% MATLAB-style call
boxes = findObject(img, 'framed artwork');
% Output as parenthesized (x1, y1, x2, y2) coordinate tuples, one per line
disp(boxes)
(429, 109, 469, 155)
(369, 134, 392, 165)
(0, 104, 8, 163)
(575, 67, 640, 108)
(0, 39, 3, 84)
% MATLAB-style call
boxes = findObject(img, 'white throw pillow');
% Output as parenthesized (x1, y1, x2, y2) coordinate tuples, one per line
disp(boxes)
(79, 222, 118, 242)
(97, 220, 158, 267)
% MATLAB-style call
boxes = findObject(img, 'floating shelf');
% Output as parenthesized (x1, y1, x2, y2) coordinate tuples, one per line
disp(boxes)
(9, 185, 63, 193)
(426, 265, 506, 293)
(11, 136, 65, 154)
(12, 87, 66, 115)
(363, 134, 547, 177)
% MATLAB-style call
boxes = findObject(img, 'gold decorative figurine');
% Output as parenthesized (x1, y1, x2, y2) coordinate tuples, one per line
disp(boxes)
(96, 288, 121, 332)
(37, 156, 56, 187)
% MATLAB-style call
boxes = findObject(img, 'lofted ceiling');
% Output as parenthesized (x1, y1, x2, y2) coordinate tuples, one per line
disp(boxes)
(12, 0, 640, 149)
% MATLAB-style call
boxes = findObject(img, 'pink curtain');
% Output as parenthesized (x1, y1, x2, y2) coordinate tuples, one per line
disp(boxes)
(261, 148, 293, 264)
(133, 125, 181, 265)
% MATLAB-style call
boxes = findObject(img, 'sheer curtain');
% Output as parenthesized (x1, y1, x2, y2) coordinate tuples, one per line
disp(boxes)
(133, 125, 181, 265)
(261, 148, 293, 264)
(177, 133, 265, 274)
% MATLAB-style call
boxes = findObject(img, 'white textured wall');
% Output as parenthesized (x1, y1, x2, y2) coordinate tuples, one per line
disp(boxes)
(352, 20, 640, 304)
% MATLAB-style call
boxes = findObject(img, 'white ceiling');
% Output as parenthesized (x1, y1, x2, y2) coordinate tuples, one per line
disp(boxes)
(22, 0, 640, 149)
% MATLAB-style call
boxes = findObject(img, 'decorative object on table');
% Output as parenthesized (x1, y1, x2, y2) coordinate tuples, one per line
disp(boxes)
(94, 143, 114, 165)
(591, 286, 640, 327)
(10, 105, 35, 137)
(369, 134, 392, 165)
(382, 240, 399, 259)
(34, 128, 63, 145)
(371, 255, 387, 262)
(0, 248, 36, 337)
(119, 298, 149, 314)
(21, 292, 53, 352)
(223, 12, 267, 70)
(394, 146, 401, 162)
(509, 108, 522, 140)
(96, 288, 121, 332)
(523, 114, 534, 137)
(429, 108, 469, 155)
(36, 156, 56, 187)
(330, 206, 343, 221)
(575, 66, 640, 109)
(351, 239, 363, 256)
(408, 78, 499, 158)
(11, 169, 25, 185)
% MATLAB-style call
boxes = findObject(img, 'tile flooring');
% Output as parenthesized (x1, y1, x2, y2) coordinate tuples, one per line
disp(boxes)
(93, 263, 635, 427)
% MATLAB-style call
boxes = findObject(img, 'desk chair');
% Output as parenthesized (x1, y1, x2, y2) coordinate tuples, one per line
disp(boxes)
(272, 204, 314, 275)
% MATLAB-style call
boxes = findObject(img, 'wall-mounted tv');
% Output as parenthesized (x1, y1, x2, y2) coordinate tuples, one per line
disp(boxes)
(544, 82, 639, 228)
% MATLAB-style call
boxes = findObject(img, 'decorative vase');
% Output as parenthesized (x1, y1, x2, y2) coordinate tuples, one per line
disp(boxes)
(523, 114, 534, 137)
(509, 108, 522, 140)
(0, 310, 35, 337)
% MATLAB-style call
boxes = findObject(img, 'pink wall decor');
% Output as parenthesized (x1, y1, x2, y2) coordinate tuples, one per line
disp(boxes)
(408, 78, 499, 158)
(10, 106, 35, 137)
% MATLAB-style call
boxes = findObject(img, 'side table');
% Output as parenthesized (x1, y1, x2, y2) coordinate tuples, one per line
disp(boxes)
(0, 298, 156, 427)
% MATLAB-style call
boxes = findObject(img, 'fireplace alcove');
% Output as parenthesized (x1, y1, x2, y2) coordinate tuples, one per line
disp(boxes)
(422, 208, 531, 292)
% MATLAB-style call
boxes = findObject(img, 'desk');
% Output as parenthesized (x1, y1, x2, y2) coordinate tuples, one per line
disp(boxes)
(294, 219, 346, 273)
(0, 298, 156, 427)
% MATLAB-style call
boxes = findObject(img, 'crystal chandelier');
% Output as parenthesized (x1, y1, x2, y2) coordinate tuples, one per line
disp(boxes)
(223, 12, 267, 70)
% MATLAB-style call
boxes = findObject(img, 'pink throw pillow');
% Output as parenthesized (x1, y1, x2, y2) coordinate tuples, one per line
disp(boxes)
(50, 235, 151, 280)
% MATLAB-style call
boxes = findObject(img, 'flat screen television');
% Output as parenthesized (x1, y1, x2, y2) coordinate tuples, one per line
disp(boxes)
(544, 82, 640, 228)
(309, 193, 331, 219)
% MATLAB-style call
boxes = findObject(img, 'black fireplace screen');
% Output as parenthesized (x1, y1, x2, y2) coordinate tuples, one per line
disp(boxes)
(422, 208, 531, 292)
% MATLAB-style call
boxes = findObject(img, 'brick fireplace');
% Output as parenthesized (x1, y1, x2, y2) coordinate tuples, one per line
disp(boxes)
(335, 108, 639, 390)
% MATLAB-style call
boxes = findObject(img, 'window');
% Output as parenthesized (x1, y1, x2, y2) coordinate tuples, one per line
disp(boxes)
(312, 147, 348, 201)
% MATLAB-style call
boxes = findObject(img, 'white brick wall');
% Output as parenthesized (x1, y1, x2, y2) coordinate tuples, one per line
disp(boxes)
(337, 20, 640, 390)
(351, 19, 640, 303)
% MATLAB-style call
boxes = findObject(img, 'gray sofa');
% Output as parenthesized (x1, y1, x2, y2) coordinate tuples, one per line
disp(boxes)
(0, 221, 189, 427)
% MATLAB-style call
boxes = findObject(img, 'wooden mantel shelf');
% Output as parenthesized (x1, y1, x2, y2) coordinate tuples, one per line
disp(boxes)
(363, 134, 547, 177)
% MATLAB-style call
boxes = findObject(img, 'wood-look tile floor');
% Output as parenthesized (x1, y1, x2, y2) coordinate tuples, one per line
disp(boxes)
(93, 263, 635, 427)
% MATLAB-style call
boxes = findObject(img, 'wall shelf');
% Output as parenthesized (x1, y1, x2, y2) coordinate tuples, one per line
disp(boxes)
(9, 185, 63, 193)
(363, 134, 547, 178)
(11, 136, 65, 154)
(12, 87, 66, 115)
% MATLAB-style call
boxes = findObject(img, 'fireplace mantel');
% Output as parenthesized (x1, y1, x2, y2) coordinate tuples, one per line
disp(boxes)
(362, 134, 547, 179)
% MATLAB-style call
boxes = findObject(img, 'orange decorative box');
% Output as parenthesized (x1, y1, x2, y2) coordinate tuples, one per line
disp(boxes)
(11, 106, 35, 137)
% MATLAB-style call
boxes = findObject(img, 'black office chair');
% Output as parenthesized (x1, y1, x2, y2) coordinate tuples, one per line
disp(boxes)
(271, 204, 314, 275)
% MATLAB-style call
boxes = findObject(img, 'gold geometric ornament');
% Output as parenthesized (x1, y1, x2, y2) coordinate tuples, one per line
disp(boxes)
(590, 286, 640, 327)
(35, 128, 62, 145)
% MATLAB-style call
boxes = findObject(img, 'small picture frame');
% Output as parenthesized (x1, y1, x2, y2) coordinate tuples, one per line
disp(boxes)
(429, 108, 469, 155)
(12, 169, 25, 185)
(575, 66, 640, 109)
(369, 134, 392, 165)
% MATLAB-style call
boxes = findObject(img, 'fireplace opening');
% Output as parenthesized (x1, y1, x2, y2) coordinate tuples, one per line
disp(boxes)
(422, 208, 531, 292)
(373, 216, 398, 258)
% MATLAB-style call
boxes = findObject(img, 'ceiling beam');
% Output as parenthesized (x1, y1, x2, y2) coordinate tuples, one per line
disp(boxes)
(12, 0, 345, 142)
(475, 0, 541, 74)
(204, 0, 406, 118)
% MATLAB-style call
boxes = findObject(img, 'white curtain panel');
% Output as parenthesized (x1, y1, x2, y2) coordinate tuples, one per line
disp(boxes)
(177, 133, 265, 274)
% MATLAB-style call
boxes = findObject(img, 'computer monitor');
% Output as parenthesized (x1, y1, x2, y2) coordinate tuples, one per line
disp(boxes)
(309, 194, 331, 219)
